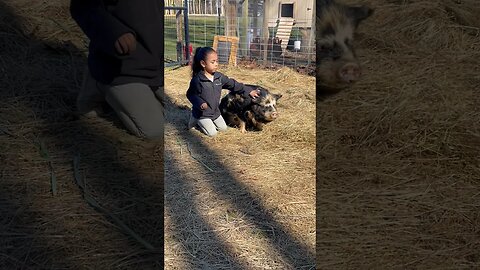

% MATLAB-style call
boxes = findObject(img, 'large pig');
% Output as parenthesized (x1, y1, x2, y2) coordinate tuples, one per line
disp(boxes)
(316, 0, 373, 93)
(219, 85, 282, 133)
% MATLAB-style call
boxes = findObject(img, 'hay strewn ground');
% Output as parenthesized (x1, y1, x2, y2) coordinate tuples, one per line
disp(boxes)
(1, 0, 164, 268)
(0, 0, 316, 269)
(318, 0, 480, 268)
(164, 66, 316, 268)
(4, 0, 479, 267)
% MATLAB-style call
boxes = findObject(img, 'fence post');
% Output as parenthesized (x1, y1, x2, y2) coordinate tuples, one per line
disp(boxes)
(262, 0, 270, 65)
(307, 0, 315, 65)
(217, 0, 221, 35)
(175, 0, 183, 62)
(240, 0, 249, 57)
(184, 0, 190, 63)
(225, 0, 237, 37)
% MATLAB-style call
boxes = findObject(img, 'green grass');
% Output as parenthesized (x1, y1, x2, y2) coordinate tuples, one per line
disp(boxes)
(164, 15, 311, 65)
(165, 15, 224, 62)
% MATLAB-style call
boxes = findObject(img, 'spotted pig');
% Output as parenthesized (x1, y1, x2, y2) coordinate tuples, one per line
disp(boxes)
(316, 0, 373, 93)
(219, 85, 282, 133)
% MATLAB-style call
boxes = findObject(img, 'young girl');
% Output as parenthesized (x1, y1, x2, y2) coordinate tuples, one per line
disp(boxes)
(186, 47, 259, 137)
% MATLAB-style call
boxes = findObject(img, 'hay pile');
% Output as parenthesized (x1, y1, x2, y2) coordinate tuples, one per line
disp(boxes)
(318, 0, 480, 268)
(1, 0, 163, 268)
(164, 66, 316, 268)
(0, 0, 315, 268)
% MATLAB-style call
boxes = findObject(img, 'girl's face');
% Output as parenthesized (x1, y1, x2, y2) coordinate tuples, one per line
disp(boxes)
(201, 52, 218, 75)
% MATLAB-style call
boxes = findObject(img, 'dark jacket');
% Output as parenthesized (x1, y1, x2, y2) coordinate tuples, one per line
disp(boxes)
(70, 0, 164, 86)
(187, 72, 252, 119)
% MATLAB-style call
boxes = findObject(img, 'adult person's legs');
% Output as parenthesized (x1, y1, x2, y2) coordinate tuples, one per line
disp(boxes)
(78, 72, 164, 139)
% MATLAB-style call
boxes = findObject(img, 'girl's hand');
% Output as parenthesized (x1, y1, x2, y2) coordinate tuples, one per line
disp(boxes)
(249, 89, 260, 99)
(200, 103, 208, 110)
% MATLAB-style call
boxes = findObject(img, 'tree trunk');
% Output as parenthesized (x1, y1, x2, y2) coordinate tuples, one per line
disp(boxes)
(308, 0, 315, 64)
(224, 0, 237, 37)
(252, 0, 259, 36)
(175, 0, 184, 61)
(240, 0, 249, 56)
(262, 0, 269, 64)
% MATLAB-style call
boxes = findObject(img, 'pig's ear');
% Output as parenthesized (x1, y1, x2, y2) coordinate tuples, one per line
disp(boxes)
(251, 97, 262, 104)
(347, 6, 374, 28)
(274, 94, 282, 100)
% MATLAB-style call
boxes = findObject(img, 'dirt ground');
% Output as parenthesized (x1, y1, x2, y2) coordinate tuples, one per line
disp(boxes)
(318, 0, 480, 268)
(163, 66, 316, 269)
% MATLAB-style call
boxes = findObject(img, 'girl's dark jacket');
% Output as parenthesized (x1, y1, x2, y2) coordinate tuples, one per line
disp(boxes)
(187, 72, 252, 120)
(70, 0, 163, 87)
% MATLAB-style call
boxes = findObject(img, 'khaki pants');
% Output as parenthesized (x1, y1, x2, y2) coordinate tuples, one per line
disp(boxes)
(77, 71, 164, 139)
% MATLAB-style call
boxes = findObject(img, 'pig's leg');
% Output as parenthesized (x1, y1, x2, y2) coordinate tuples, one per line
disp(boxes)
(254, 122, 264, 131)
(239, 120, 247, 133)
(245, 111, 264, 131)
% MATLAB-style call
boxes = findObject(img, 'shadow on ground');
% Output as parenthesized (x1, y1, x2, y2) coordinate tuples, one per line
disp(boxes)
(0, 1, 315, 268)
(163, 94, 315, 268)
(0, 1, 164, 268)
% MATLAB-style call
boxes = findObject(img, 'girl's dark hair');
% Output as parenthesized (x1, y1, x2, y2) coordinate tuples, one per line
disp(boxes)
(191, 47, 216, 77)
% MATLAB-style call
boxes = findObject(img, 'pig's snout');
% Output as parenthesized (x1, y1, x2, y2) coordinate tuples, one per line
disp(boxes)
(339, 62, 361, 84)
(271, 112, 278, 118)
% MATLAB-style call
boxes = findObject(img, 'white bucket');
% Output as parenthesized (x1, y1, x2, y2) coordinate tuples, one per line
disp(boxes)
(294, 40, 301, 50)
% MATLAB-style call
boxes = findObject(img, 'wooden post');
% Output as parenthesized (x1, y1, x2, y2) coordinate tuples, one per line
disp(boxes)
(307, 0, 315, 65)
(262, 0, 269, 65)
(224, 0, 237, 37)
(184, 0, 190, 63)
(241, 0, 249, 57)
(175, 0, 184, 61)
(252, 0, 258, 36)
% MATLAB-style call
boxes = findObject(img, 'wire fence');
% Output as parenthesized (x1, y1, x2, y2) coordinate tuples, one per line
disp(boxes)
(165, 13, 315, 69)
